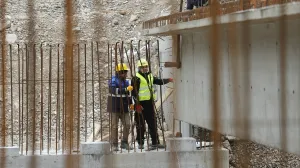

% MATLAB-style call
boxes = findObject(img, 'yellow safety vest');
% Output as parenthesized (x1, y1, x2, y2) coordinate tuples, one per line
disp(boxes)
(136, 73, 156, 101)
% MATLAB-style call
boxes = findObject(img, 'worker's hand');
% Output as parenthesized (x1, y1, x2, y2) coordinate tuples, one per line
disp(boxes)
(129, 104, 134, 111)
(126, 85, 133, 91)
(136, 104, 143, 113)
(169, 78, 174, 82)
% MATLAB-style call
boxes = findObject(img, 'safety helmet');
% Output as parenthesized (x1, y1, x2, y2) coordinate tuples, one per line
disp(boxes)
(116, 63, 129, 72)
(137, 58, 148, 67)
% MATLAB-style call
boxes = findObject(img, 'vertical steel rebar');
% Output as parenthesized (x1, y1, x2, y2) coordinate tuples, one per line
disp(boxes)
(84, 43, 87, 142)
(18, 44, 21, 150)
(48, 45, 52, 154)
(210, 0, 221, 167)
(40, 44, 44, 155)
(32, 44, 37, 156)
(97, 42, 103, 141)
(0, 1, 7, 162)
(62, 46, 66, 153)
(9, 44, 13, 146)
(64, 1, 75, 167)
(240, 7, 251, 167)
(77, 43, 80, 152)
(56, 44, 61, 154)
(25, 44, 29, 155)
(109, 44, 113, 151)
(91, 42, 95, 142)
(21, 47, 25, 155)
(279, 1, 287, 165)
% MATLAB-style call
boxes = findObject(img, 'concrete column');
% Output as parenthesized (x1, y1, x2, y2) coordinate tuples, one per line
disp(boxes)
(80, 142, 111, 155)
(166, 137, 196, 152)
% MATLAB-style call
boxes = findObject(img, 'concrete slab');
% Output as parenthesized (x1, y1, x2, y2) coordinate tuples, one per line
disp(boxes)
(0, 146, 19, 157)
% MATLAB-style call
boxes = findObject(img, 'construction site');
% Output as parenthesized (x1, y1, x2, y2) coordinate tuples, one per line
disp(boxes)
(0, 0, 300, 167)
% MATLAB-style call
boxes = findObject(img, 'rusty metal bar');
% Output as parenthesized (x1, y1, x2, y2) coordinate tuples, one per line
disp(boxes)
(77, 43, 80, 152)
(62, 46, 66, 153)
(91, 42, 95, 142)
(21, 46, 25, 155)
(18, 44, 21, 150)
(97, 42, 103, 141)
(210, 0, 221, 167)
(25, 44, 29, 155)
(64, 2, 75, 168)
(279, 1, 287, 165)
(240, 5, 252, 167)
(84, 43, 87, 142)
(9, 44, 13, 146)
(0, 0, 7, 163)
(40, 44, 44, 155)
(32, 44, 37, 156)
(48, 45, 52, 154)
(56, 44, 61, 155)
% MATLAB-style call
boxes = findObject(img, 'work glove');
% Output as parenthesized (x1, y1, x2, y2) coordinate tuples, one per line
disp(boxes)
(169, 78, 174, 82)
(136, 104, 143, 113)
(126, 85, 133, 91)
(129, 104, 134, 111)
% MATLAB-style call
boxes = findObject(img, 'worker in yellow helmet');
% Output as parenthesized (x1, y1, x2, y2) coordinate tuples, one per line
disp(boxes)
(131, 58, 173, 150)
(107, 63, 134, 151)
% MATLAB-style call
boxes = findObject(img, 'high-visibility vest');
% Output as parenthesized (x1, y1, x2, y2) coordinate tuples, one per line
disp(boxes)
(136, 73, 156, 101)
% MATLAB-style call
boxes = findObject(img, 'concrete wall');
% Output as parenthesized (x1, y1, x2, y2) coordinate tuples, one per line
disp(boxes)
(175, 17, 300, 155)
(0, 139, 229, 168)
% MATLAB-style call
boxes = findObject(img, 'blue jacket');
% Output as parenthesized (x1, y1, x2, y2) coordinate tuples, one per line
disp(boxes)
(107, 75, 132, 113)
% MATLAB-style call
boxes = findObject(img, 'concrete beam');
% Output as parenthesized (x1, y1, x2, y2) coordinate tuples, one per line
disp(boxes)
(142, 2, 300, 36)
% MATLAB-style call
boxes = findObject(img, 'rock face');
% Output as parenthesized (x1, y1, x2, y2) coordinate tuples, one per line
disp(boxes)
(3, 0, 177, 151)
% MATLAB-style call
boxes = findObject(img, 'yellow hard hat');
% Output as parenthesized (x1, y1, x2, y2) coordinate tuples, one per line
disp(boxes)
(137, 58, 148, 67)
(116, 63, 129, 71)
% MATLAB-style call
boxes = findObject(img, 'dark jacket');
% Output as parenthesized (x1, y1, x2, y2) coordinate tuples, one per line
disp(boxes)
(131, 71, 170, 103)
(107, 75, 132, 113)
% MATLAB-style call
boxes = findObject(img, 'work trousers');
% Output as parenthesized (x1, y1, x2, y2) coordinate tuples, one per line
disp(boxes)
(111, 112, 131, 146)
(135, 100, 160, 145)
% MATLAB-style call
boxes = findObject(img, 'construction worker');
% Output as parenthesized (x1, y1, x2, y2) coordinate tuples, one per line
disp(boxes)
(107, 63, 134, 151)
(131, 58, 173, 150)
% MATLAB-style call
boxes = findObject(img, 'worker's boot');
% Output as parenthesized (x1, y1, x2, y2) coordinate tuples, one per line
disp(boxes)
(138, 144, 144, 149)
(120, 140, 133, 150)
(112, 143, 119, 151)
(149, 144, 165, 150)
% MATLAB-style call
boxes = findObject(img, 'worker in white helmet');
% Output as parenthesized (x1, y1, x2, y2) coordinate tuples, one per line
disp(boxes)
(131, 58, 173, 150)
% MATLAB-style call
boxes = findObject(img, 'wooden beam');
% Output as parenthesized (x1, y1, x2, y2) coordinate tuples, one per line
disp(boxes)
(164, 62, 181, 68)
(172, 35, 181, 69)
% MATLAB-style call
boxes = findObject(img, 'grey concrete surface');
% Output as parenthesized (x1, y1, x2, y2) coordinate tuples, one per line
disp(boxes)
(143, 2, 300, 36)
(0, 139, 229, 168)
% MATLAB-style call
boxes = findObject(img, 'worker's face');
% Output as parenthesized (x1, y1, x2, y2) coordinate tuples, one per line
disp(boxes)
(118, 70, 128, 79)
(139, 66, 149, 73)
